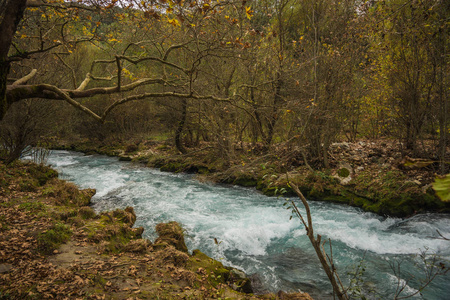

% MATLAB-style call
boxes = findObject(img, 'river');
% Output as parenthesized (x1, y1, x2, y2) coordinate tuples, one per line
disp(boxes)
(43, 150, 450, 299)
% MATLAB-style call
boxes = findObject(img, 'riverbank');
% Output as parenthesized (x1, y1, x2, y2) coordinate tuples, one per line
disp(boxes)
(0, 160, 312, 299)
(51, 138, 450, 218)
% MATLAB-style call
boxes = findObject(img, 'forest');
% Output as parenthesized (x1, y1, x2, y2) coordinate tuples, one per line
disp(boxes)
(0, 0, 449, 299)
(1, 0, 448, 168)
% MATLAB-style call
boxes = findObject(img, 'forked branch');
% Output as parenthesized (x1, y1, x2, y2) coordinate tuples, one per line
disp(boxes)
(288, 181, 348, 300)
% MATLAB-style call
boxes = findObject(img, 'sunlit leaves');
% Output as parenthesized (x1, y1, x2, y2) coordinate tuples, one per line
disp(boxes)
(432, 174, 450, 202)
(245, 7, 253, 20)
(167, 17, 180, 27)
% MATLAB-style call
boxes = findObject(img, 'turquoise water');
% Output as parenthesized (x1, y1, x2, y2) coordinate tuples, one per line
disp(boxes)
(44, 150, 450, 299)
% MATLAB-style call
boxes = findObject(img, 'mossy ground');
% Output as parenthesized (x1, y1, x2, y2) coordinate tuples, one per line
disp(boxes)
(0, 160, 311, 299)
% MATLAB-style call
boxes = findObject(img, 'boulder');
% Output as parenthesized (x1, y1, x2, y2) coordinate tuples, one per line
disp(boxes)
(335, 162, 354, 185)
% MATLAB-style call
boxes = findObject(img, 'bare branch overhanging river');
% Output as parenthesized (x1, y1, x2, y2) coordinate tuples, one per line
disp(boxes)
(44, 150, 450, 299)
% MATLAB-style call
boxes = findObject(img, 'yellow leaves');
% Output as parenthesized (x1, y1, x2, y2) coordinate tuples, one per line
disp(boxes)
(20, 34, 27, 39)
(245, 7, 253, 20)
(116, 13, 126, 21)
(108, 38, 120, 43)
(82, 26, 94, 37)
(167, 18, 180, 27)
(122, 68, 135, 80)
(307, 98, 317, 109)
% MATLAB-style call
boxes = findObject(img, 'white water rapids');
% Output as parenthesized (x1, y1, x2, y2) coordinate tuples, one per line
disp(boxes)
(43, 150, 450, 299)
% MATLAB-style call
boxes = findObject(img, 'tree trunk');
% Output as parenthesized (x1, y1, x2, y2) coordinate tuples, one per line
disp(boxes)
(0, 59, 9, 121)
(437, 10, 448, 174)
(250, 87, 266, 144)
(0, 0, 29, 121)
(265, 72, 283, 147)
(175, 98, 187, 154)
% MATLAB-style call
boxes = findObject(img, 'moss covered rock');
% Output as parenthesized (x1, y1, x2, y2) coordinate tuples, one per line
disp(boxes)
(155, 221, 188, 253)
(112, 206, 137, 226)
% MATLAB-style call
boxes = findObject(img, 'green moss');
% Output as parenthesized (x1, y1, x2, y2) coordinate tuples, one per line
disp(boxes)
(81, 209, 143, 254)
(18, 178, 39, 192)
(189, 250, 229, 288)
(232, 174, 257, 187)
(18, 201, 46, 212)
(118, 156, 132, 161)
(160, 161, 184, 173)
(37, 223, 72, 254)
(78, 207, 97, 219)
(41, 181, 94, 207)
(50, 207, 78, 221)
(155, 222, 188, 253)
(27, 164, 58, 186)
(111, 207, 136, 226)
(337, 168, 350, 178)
(214, 267, 231, 281)
(197, 166, 210, 174)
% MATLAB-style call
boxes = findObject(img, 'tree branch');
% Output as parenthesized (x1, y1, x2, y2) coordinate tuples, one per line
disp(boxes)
(76, 73, 91, 91)
(11, 69, 37, 86)
(38, 84, 102, 122)
(8, 41, 62, 61)
(55, 53, 77, 89)
(117, 55, 188, 74)
(6, 77, 166, 102)
(102, 92, 232, 119)
(289, 180, 348, 300)
(26, 0, 96, 11)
